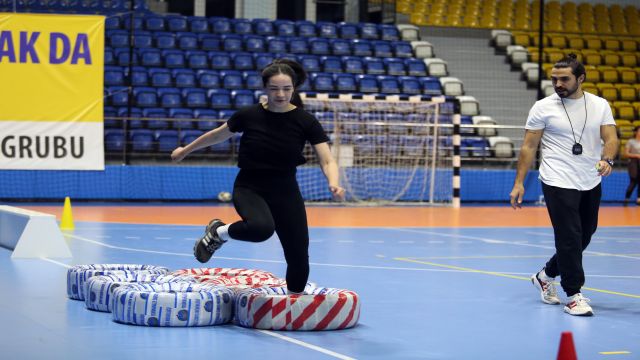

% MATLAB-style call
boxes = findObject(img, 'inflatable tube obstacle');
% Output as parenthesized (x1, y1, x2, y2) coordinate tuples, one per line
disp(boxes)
(172, 267, 277, 279)
(199, 275, 288, 292)
(85, 274, 196, 312)
(67, 264, 169, 301)
(111, 282, 235, 327)
(235, 287, 360, 331)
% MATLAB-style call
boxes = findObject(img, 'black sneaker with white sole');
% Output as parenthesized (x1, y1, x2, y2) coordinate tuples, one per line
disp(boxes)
(193, 219, 226, 263)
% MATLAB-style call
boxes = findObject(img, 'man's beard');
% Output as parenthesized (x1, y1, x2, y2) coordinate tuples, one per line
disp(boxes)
(555, 85, 579, 98)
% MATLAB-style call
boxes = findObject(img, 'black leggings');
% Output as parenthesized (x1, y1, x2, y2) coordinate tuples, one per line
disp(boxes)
(542, 183, 601, 297)
(227, 169, 309, 293)
(625, 159, 639, 200)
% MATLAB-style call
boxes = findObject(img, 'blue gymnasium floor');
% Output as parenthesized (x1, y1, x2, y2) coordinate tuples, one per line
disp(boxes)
(1, 222, 639, 359)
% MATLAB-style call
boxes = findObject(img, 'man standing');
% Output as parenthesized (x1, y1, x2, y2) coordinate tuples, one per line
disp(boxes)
(510, 54, 619, 316)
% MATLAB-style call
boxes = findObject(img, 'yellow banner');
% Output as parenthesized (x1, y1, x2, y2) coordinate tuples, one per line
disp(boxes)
(0, 13, 104, 122)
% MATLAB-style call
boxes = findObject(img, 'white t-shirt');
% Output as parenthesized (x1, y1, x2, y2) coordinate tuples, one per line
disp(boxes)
(525, 91, 616, 190)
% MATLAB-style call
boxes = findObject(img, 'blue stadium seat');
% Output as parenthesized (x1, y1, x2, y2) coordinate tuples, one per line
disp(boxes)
(117, 107, 144, 129)
(221, 34, 243, 52)
(244, 35, 266, 53)
(104, 47, 115, 65)
(393, 41, 414, 58)
(359, 23, 379, 40)
(361, 112, 385, 132)
(209, 17, 231, 34)
(157, 88, 182, 108)
(308, 37, 330, 55)
(108, 30, 129, 47)
(399, 76, 421, 95)
(177, 32, 199, 50)
(105, 129, 125, 152)
(180, 130, 206, 152)
(321, 56, 342, 73)
(329, 38, 351, 56)
(145, 16, 165, 31)
(314, 111, 335, 133)
(339, 112, 360, 133)
(155, 129, 180, 152)
(384, 58, 406, 76)
(254, 53, 275, 70)
(107, 86, 129, 107)
(153, 32, 176, 49)
(385, 113, 407, 134)
(149, 67, 172, 87)
(104, 106, 119, 128)
(253, 19, 274, 36)
(129, 129, 154, 152)
(316, 22, 338, 38)
(186, 50, 209, 69)
(105, 66, 125, 86)
(372, 40, 393, 58)
(379, 24, 400, 41)
(460, 116, 475, 136)
(167, 16, 188, 32)
(338, 22, 358, 39)
(194, 109, 219, 130)
(115, 47, 138, 66)
(162, 49, 186, 68)
(364, 57, 385, 75)
(343, 56, 364, 74)
(377, 75, 400, 94)
(133, 31, 152, 48)
(220, 70, 244, 89)
(419, 77, 443, 95)
(208, 51, 232, 70)
(169, 108, 195, 129)
(182, 88, 208, 108)
(197, 70, 220, 88)
(211, 137, 232, 153)
(105, 15, 122, 30)
(244, 71, 262, 90)
(143, 108, 169, 129)
(131, 66, 149, 86)
(289, 37, 309, 54)
(133, 87, 158, 107)
(267, 36, 287, 53)
(232, 18, 253, 35)
(311, 72, 335, 91)
(231, 52, 254, 70)
(208, 89, 232, 109)
(351, 39, 372, 57)
(232, 89, 255, 109)
(296, 20, 316, 37)
(173, 69, 196, 88)
(189, 16, 209, 33)
(199, 34, 220, 51)
(123, 16, 144, 31)
(356, 74, 379, 93)
(335, 73, 357, 92)
(405, 58, 428, 76)
(299, 55, 321, 73)
(354, 134, 381, 156)
(274, 19, 295, 37)
(403, 136, 426, 156)
(139, 48, 162, 67)
(219, 109, 237, 120)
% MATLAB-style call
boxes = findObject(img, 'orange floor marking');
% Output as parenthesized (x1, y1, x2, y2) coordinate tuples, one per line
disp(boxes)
(18, 205, 640, 227)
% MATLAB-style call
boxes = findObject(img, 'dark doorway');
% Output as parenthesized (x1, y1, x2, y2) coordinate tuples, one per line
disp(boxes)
(205, 0, 235, 18)
(277, 0, 306, 21)
(316, 0, 345, 23)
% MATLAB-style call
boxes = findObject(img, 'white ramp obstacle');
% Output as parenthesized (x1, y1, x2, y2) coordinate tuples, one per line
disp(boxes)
(0, 205, 72, 259)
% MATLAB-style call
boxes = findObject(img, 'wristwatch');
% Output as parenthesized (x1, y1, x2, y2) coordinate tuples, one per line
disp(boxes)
(602, 158, 614, 167)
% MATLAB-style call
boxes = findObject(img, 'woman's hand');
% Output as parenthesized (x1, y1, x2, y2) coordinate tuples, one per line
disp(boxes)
(171, 147, 188, 162)
(329, 185, 345, 202)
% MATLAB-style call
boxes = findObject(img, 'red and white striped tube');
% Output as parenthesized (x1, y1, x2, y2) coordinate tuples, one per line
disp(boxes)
(235, 287, 360, 331)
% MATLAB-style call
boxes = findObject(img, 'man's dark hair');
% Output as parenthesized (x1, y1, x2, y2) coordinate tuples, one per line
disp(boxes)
(553, 53, 586, 81)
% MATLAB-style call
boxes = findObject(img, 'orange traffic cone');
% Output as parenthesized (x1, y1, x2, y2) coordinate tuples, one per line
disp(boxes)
(557, 332, 578, 360)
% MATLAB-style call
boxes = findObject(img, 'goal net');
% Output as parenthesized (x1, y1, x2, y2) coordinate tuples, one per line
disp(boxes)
(297, 95, 455, 205)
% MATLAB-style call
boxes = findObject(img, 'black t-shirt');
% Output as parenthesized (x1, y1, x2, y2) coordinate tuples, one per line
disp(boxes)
(227, 104, 329, 170)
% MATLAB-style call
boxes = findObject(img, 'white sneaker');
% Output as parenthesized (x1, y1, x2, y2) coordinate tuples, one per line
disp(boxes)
(531, 270, 561, 305)
(564, 293, 594, 316)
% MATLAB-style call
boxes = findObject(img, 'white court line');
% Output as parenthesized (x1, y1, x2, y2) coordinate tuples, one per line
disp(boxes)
(257, 330, 356, 360)
(154, 237, 172, 240)
(40, 257, 72, 268)
(392, 228, 640, 260)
